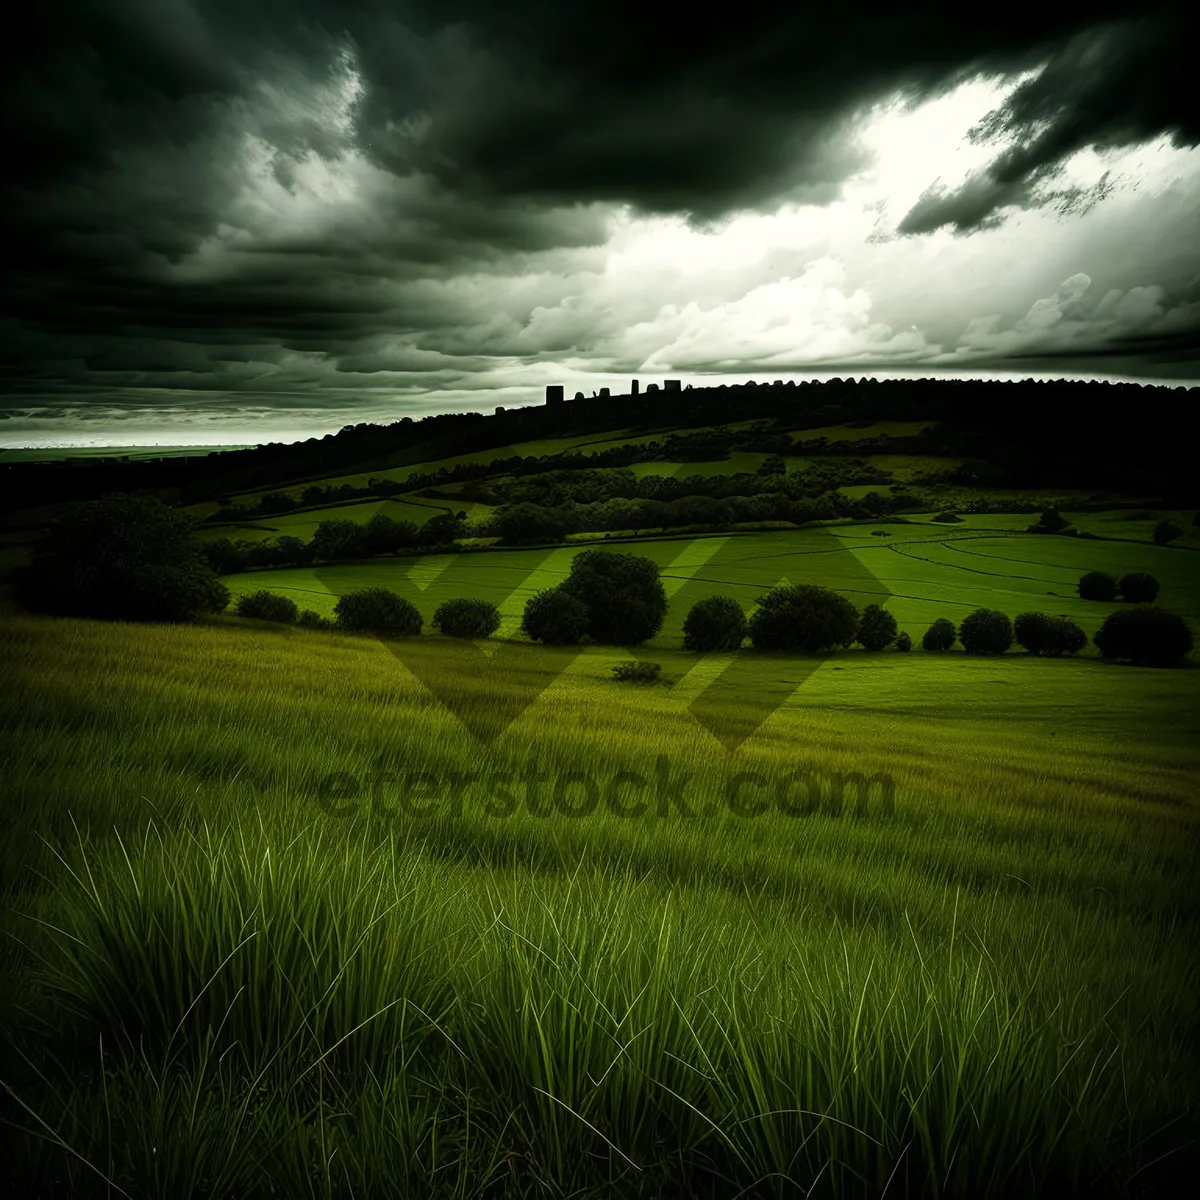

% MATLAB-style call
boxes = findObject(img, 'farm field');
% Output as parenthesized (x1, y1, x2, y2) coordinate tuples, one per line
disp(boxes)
(3, 416, 1199, 1197)
(220, 432, 642, 508)
(219, 520, 1200, 644)
(1, 598, 1197, 1199)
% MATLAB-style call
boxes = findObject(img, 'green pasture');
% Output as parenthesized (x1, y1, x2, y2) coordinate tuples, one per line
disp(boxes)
(217, 520, 1200, 655)
(786, 420, 935, 443)
(1, 605, 1196, 1198)
(221, 433, 637, 508)
(200, 497, 494, 545)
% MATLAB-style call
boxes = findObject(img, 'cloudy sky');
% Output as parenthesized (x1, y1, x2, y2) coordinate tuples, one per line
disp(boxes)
(2, 1, 1198, 447)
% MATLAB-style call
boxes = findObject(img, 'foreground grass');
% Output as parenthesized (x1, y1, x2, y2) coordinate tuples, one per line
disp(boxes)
(1, 614, 1198, 1198)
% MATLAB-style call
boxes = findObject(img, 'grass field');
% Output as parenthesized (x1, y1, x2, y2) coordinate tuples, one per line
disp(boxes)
(3, 427, 1199, 1197)
(1, 600, 1197, 1199)
(218, 519, 1200, 642)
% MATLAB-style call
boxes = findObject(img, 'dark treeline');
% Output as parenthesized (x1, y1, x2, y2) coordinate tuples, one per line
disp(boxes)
(3, 377, 1196, 514)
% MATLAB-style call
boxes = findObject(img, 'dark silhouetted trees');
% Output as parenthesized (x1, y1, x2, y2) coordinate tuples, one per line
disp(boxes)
(1119, 573, 1161, 603)
(236, 591, 298, 624)
(334, 588, 422, 636)
(748, 584, 859, 652)
(312, 520, 371, 561)
(1027, 509, 1070, 534)
(895, 631, 912, 652)
(682, 595, 747, 652)
(1153, 520, 1182, 545)
(1078, 571, 1119, 601)
(958, 609, 1013, 655)
(521, 588, 589, 646)
(856, 603, 898, 650)
(1094, 608, 1192, 666)
(558, 550, 668, 646)
(922, 618, 957, 651)
(15, 493, 229, 622)
(1015, 611, 1086, 655)
(433, 598, 502, 639)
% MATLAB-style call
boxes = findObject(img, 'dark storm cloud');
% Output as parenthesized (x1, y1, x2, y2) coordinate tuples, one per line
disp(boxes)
(1, 0, 1197, 429)
(897, 16, 1200, 234)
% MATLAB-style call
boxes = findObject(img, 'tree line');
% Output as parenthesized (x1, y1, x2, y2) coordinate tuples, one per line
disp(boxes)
(12, 495, 1193, 668)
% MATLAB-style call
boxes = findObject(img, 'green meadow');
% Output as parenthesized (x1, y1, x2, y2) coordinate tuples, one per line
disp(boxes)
(2, 490, 1199, 1198)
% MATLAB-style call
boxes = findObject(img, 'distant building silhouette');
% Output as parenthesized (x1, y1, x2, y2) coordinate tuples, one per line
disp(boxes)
(574, 391, 585, 400)
(631, 379, 639, 395)
(646, 383, 659, 392)
(664, 379, 681, 392)
(495, 406, 505, 414)
(546, 385, 564, 405)
(599, 387, 610, 398)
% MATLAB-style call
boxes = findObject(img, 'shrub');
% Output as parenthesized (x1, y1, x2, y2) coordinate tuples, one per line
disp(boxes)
(311, 520, 371, 562)
(1078, 571, 1119, 601)
(433, 597, 502, 639)
(1153, 520, 1182, 545)
(611, 661, 662, 683)
(1043, 617, 1088, 656)
(748, 584, 859, 652)
(334, 588, 422, 636)
(682, 595, 747, 652)
(14, 493, 229, 623)
(1014, 611, 1054, 654)
(199, 537, 248, 574)
(922, 618, 957, 651)
(1027, 509, 1070, 534)
(895, 631, 912, 652)
(521, 588, 590, 646)
(235, 590, 298, 624)
(931, 511, 963, 523)
(1094, 607, 1192, 666)
(1119, 573, 1161, 604)
(559, 550, 668, 646)
(958, 609, 1013, 655)
(856, 603, 898, 651)
(298, 610, 336, 631)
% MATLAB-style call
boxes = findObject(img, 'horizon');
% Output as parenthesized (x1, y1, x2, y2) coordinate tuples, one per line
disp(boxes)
(2, 3, 1198, 449)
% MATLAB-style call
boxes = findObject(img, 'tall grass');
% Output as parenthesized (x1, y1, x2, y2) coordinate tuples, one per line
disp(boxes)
(1, 613, 1197, 1197)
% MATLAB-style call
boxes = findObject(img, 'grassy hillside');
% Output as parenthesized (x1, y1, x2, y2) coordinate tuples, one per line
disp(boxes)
(1, 610, 1197, 1199)
(218, 519, 1200, 641)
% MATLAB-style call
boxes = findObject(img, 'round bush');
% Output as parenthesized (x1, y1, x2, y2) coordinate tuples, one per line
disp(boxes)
(1043, 617, 1088, 656)
(235, 590, 298, 624)
(334, 588, 422, 636)
(931, 511, 963, 523)
(558, 550, 668, 647)
(1153, 520, 1182, 545)
(895, 631, 912, 652)
(856, 603, 898, 651)
(1014, 611, 1054, 654)
(682, 595, 747, 652)
(1093, 607, 1192, 666)
(1119, 573, 1161, 604)
(298, 609, 336, 631)
(433, 597, 502, 639)
(958, 608, 1013, 655)
(922, 618, 957, 652)
(1078, 571, 1119, 601)
(521, 588, 589, 646)
(15, 493, 229, 623)
(748, 584, 859, 652)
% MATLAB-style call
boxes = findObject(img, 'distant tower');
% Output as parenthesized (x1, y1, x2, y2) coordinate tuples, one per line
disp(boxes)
(546, 385, 564, 405)
(631, 379, 639, 395)
(599, 387, 610, 398)
(574, 391, 585, 400)
(646, 383, 659, 392)
(664, 379, 681, 392)
(495, 406, 506, 414)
